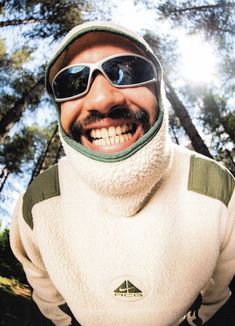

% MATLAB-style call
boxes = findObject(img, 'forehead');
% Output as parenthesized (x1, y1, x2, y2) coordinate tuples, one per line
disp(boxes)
(62, 32, 146, 66)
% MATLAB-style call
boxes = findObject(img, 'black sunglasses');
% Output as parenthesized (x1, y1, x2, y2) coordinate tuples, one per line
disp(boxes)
(52, 53, 157, 102)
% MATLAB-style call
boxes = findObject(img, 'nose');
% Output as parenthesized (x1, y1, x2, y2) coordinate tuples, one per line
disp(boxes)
(83, 72, 126, 114)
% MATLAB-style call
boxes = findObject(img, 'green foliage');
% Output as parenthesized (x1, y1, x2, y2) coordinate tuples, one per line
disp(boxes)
(0, 276, 53, 325)
(39, 125, 63, 171)
(157, 1, 235, 40)
(0, 0, 87, 138)
(0, 0, 86, 146)
(1, 0, 86, 39)
(0, 128, 36, 174)
(28, 124, 64, 183)
(0, 43, 40, 124)
(0, 223, 53, 324)
(224, 113, 235, 138)
(0, 229, 26, 283)
(142, 1, 234, 171)
(11, 47, 32, 69)
(0, 38, 6, 60)
(202, 94, 235, 142)
(0, 40, 32, 71)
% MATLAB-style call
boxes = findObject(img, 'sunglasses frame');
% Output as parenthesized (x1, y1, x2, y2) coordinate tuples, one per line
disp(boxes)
(52, 53, 158, 102)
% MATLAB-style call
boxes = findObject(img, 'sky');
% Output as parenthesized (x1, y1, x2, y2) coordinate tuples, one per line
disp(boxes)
(88, 0, 220, 84)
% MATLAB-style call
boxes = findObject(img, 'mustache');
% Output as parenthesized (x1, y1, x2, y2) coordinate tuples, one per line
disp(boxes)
(69, 106, 151, 142)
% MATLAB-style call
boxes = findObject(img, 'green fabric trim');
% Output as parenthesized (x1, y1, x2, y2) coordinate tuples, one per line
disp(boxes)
(188, 155, 235, 207)
(22, 165, 60, 229)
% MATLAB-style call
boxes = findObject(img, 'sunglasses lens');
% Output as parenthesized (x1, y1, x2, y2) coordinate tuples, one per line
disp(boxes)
(102, 56, 155, 86)
(52, 55, 156, 101)
(53, 65, 90, 99)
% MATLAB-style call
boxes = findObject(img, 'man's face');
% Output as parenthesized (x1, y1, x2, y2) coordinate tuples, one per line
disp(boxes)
(59, 32, 158, 154)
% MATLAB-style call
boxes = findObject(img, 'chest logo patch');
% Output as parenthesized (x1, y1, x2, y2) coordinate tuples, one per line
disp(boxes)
(110, 276, 146, 302)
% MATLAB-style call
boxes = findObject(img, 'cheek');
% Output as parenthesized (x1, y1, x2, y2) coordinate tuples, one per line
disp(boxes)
(123, 86, 158, 124)
(60, 101, 82, 133)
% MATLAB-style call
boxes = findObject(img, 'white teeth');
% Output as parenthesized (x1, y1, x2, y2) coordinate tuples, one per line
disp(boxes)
(91, 129, 96, 138)
(93, 132, 133, 146)
(114, 136, 120, 144)
(101, 128, 108, 138)
(90, 124, 134, 145)
(105, 137, 111, 145)
(116, 126, 122, 136)
(110, 137, 115, 145)
(90, 124, 133, 138)
(96, 129, 101, 139)
(108, 126, 116, 137)
(120, 135, 125, 143)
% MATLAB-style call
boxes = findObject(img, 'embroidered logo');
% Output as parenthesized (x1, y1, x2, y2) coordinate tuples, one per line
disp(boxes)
(114, 280, 143, 298)
(110, 276, 146, 302)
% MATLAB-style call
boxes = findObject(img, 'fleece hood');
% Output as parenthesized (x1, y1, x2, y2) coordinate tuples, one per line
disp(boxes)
(45, 21, 173, 216)
(45, 21, 167, 163)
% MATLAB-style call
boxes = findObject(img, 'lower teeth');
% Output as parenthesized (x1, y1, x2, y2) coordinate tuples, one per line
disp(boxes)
(93, 132, 132, 145)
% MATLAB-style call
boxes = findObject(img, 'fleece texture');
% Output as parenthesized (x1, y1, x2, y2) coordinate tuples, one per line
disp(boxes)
(60, 108, 172, 217)
(10, 21, 235, 326)
(10, 145, 235, 326)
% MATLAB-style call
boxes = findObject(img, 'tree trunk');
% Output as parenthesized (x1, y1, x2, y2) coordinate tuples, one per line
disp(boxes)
(0, 77, 44, 141)
(143, 33, 212, 158)
(165, 78, 213, 158)
(28, 125, 58, 184)
(204, 94, 235, 143)
(170, 123, 179, 145)
(225, 149, 235, 165)
(0, 168, 9, 193)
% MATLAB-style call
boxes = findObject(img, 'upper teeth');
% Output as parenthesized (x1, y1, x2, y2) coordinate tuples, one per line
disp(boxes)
(90, 124, 133, 139)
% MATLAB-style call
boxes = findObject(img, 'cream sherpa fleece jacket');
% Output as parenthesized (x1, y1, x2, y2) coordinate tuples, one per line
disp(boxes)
(10, 21, 235, 326)
(10, 143, 235, 326)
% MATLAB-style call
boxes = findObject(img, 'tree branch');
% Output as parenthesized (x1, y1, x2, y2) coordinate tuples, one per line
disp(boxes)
(169, 4, 223, 14)
(0, 17, 48, 27)
(28, 125, 58, 184)
(165, 77, 213, 158)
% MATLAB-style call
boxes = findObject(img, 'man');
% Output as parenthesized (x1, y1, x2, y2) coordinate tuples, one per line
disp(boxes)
(10, 21, 235, 326)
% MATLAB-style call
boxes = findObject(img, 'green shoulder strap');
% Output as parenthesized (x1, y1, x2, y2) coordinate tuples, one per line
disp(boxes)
(22, 164, 60, 229)
(188, 155, 234, 207)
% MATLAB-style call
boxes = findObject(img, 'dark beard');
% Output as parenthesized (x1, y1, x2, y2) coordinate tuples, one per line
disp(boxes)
(69, 106, 151, 143)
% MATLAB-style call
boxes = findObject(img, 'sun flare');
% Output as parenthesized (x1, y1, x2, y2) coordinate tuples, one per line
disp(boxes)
(111, 0, 156, 32)
(178, 34, 218, 84)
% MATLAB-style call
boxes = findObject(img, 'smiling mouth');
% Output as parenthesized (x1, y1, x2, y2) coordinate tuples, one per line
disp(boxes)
(80, 121, 143, 154)
(69, 107, 151, 154)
